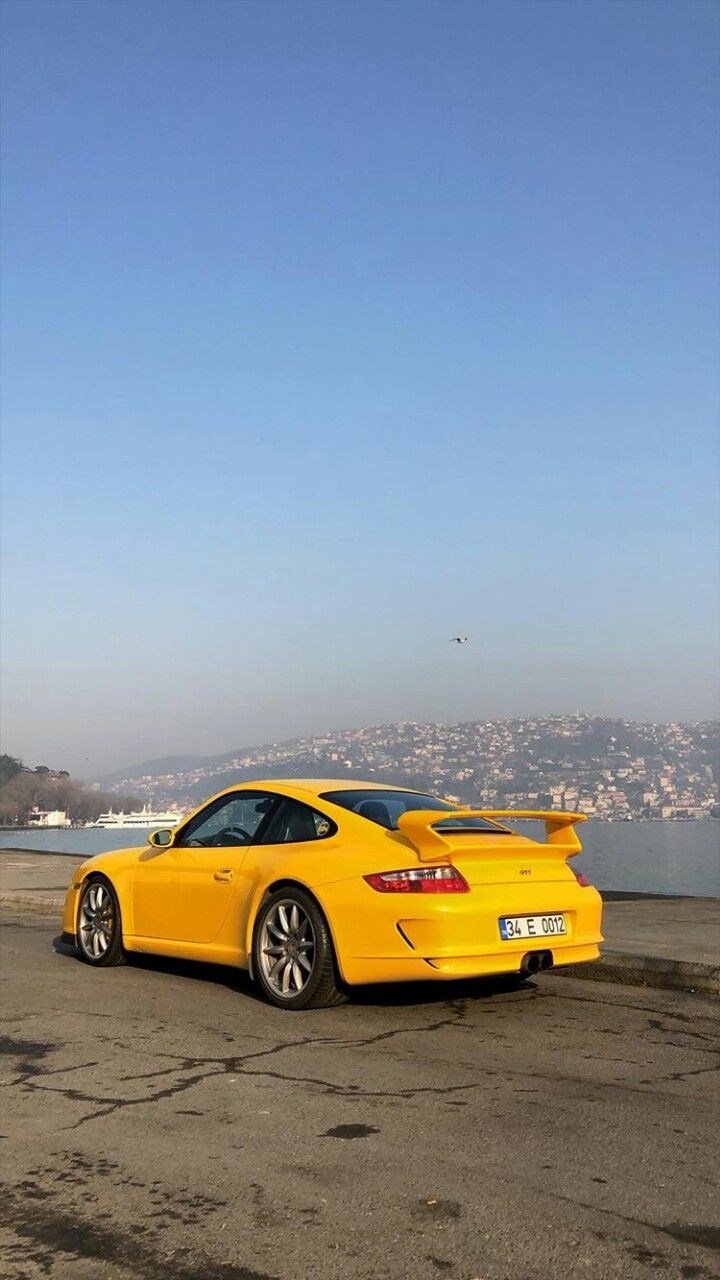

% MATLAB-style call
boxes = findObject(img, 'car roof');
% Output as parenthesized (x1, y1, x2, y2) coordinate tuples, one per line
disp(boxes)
(236, 779, 419, 799)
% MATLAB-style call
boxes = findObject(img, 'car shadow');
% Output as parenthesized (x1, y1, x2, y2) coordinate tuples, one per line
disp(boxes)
(52, 933, 79, 958)
(52, 932, 259, 999)
(349, 973, 538, 1007)
(52, 933, 537, 1008)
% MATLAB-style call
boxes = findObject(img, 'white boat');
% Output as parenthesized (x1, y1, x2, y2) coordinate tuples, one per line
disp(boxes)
(27, 808, 72, 828)
(86, 804, 183, 829)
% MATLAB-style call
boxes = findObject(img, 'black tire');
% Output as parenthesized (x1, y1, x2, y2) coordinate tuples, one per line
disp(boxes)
(77, 875, 126, 967)
(252, 887, 346, 1010)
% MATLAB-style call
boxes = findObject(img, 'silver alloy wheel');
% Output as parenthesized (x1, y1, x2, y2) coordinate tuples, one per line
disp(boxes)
(79, 882, 114, 960)
(258, 899, 316, 998)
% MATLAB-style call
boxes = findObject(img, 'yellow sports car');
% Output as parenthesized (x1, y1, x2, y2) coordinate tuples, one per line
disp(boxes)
(62, 779, 603, 1009)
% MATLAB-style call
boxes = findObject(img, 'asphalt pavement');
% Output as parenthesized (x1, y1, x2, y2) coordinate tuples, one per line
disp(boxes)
(1, 907, 718, 1280)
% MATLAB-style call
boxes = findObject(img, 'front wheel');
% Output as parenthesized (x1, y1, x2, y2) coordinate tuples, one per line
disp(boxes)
(253, 888, 346, 1010)
(77, 876, 125, 967)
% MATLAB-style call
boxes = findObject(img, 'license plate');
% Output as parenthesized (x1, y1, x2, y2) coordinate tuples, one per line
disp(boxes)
(499, 913, 566, 941)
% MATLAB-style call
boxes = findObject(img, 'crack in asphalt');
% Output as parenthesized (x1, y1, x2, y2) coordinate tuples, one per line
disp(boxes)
(541, 989, 718, 1028)
(2, 1010, 486, 1128)
(3, 983, 717, 1136)
(8, 1020, 716, 1134)
(644, 1016, 720, 1048)
(638, 1063, 720, 1086)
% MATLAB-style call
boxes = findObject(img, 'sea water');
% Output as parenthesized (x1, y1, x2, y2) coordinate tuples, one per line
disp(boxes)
(1, 819, 718, 897)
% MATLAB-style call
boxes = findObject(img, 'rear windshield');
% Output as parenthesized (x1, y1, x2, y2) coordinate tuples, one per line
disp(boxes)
(320, 789, 508, 833)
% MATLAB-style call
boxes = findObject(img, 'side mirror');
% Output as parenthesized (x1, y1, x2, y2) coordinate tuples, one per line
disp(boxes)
(148, 828, 174, 848)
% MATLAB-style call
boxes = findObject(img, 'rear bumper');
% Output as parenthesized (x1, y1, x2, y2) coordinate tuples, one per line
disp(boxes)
(318, 880, 603, 986)
(424, 941, 600, 978)
(339, 942, 601, 985)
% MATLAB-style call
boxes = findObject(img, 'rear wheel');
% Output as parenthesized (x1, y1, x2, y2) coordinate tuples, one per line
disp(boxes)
(77, 876, 125, 967)
(253, 888, 346, 1010)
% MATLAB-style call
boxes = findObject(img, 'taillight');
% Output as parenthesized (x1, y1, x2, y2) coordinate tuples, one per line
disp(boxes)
(363, 866, 469, 893)
(571, 867, 591, 887)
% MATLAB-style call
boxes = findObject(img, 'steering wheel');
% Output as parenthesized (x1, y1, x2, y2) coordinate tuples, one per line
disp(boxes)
(209, 825, 252, 846)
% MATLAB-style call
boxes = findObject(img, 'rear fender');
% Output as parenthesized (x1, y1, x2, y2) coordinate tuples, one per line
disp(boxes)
(243, 877, 346, 979)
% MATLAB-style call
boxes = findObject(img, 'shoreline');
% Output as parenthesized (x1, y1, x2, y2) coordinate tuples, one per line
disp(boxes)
(3, 815, 718, 833)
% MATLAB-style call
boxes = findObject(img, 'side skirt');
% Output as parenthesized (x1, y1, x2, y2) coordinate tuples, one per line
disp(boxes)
(122, 933, 248, 969)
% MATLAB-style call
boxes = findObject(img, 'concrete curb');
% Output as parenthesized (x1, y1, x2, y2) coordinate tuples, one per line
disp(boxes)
(554, 951, 720, 997)
(0, 892, 65, 916)
(1, 893, 717, 996)
(0, 847, 84, 858)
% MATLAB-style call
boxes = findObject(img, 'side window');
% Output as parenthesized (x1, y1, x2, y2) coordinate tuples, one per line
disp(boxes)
(260, 798, 336, 845)
(177, 792, 277, 848)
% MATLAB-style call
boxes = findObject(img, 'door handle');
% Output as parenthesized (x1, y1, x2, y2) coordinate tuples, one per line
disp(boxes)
(213, 869, 234, 882)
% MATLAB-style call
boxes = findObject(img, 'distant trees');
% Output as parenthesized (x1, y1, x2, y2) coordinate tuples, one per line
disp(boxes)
(0, 755, 23, 786)
(0, 756, 141, 826)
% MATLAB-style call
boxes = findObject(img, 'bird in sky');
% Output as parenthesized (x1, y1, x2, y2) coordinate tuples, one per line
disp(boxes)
(450, 636, 469, 644)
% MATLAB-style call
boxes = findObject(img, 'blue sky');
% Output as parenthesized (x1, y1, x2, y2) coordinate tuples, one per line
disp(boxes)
(1, 0, 718, 775)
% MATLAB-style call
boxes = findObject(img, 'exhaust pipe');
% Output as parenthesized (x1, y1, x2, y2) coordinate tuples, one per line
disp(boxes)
(520, 950, 553, 978)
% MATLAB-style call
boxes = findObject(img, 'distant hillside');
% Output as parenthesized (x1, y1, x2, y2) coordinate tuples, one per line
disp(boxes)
(95, 752, 238, 786)
(101, 716, 720, 821)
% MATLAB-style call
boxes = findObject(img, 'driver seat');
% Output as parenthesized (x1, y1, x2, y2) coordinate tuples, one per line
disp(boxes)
(271, 800, 318, 843)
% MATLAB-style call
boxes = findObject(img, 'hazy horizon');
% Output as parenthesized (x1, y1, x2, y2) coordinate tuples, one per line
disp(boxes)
(8, 698, 720, 782)
(88, 706, 719, 783)
(2, 0, 718, 778)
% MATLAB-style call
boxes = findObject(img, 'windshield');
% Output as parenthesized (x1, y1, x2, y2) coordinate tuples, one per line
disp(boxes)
(320, 789, 508, 833)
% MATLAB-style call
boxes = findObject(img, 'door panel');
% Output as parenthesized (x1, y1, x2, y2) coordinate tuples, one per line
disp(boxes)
(131, 790, 278, 944)
(132, 844, 248, 943)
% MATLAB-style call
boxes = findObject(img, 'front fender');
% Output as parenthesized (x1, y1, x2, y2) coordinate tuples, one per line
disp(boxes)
(61, 850, 140, 937)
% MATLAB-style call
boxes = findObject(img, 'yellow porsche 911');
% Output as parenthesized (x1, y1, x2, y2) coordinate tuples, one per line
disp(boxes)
(62, 780, 603, 1009)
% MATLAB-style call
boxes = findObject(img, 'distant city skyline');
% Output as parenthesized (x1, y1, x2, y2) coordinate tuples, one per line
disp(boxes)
(99, 714, 720, 823)
(6, 704, 719, 783)
(1, 0, 718, 776)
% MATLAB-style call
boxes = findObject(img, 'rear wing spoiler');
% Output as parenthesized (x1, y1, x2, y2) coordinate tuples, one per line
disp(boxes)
(396, 809, 587, 862)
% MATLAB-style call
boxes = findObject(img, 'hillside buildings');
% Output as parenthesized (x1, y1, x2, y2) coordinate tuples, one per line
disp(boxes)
(107, 715, 719, 821)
